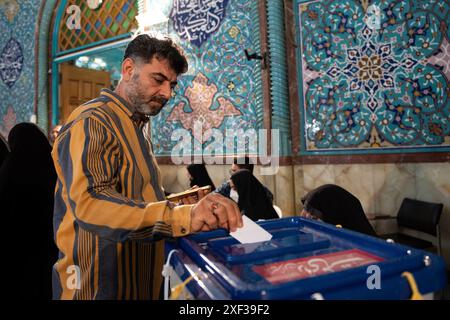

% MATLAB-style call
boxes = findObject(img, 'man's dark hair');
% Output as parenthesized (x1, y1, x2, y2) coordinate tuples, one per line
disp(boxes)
(233, 156, 254, 173)
(124, 34, 188, 74)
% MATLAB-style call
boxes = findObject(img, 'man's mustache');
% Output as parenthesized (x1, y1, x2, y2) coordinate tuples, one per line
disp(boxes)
(148, 97, 168, 106)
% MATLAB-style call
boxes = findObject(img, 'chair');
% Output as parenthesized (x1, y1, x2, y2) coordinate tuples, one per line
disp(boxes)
(381, 198, 443, 254)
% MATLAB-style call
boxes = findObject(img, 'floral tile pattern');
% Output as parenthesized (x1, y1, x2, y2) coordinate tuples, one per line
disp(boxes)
(297, 0, 450, 153)
(151, 0, 263, 156)
(0, 0, 41, 139)
(0, 37, 23, 88)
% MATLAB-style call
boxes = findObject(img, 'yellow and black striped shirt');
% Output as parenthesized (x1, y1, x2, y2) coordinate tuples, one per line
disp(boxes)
(52, 89, 192, 300)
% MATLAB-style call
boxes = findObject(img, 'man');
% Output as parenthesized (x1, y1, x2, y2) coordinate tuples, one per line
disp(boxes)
(215, 156, 274, 202)
(52, 35, 242, 300)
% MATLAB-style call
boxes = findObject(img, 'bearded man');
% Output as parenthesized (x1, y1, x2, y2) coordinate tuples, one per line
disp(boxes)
(51, 35, 242, 300)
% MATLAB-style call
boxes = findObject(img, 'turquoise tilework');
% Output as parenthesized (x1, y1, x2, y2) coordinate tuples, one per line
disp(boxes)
(0, 0, 41, 139)
(296, 0, 450, 155)
(149, 0, 265, 156)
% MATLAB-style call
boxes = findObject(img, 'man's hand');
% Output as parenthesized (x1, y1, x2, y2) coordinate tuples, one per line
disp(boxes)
(190, 193, 243, 233)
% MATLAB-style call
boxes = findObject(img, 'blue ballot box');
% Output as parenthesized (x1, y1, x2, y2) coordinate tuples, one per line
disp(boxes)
(164, 217, 447, 300)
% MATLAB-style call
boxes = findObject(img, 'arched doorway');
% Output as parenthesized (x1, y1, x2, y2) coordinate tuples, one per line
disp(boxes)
(47, 0, 139, 127)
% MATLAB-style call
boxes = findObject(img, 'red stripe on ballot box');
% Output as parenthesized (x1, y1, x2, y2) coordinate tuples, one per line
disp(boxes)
(253, 249, 384, 285)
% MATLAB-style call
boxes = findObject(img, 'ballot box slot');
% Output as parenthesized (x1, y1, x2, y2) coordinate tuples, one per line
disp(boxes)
(188, 218, 304, 243)
(206, 228, 301, 247)
(209, 233, 331, 264)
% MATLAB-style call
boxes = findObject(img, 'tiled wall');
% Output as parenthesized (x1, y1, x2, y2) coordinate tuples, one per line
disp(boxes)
(148, 0, 265, 156)
(296, 162, 450, 269)
(296, 0, 450, 155)
(0, 0, 41, 139)
(295, 163, 450, 217)
(36, 0, 58, 134)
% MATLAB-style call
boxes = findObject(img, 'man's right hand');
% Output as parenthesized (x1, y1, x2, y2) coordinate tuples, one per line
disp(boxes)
(190, 193, 243, 233)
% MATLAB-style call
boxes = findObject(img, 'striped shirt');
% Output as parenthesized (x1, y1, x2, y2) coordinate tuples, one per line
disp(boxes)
(52, 89, 192, 300)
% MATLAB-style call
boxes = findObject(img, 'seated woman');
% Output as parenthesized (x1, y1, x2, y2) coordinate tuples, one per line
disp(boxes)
(171, 164, 215, 204)
(230, 169, 278, 221)
(300, 184, 377, 236)
(187, 163, 216, 190)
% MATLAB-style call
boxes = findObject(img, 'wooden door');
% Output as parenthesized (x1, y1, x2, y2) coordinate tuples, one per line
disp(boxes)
(60, 63, 111, 122)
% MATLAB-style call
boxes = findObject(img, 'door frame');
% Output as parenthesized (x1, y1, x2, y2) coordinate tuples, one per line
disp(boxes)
(50, 0, 134, 127)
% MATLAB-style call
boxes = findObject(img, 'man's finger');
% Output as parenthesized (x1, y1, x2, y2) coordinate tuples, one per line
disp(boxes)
(210, 193, 242, 225)
(212, 205, 228, 226)
(210, 193, 242, 229)
(203, 211, 218, 229)
(206, 193, 242, 231)
(200, 224, 211, 232)
(219, 221, 229, 229)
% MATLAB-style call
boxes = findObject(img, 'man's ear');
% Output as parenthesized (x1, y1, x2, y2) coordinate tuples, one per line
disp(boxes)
(121, 58, 135, 82)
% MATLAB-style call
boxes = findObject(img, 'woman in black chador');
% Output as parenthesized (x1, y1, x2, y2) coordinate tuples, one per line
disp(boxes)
(187, 163, 216, 190)
(301, 184, 377, 236)
(0, 123, 58, 299)
(230, 169, 278, 221)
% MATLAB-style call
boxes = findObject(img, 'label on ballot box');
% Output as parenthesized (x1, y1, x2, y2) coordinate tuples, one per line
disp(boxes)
(165, 217, 447, 300)
(253, 249, 384, 285)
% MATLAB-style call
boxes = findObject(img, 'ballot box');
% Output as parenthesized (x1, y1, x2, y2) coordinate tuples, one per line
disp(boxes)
(163, 217, 447, 300)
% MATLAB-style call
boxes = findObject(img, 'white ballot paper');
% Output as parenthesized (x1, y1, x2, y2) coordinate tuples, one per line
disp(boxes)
(230, 215, 273, 244)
